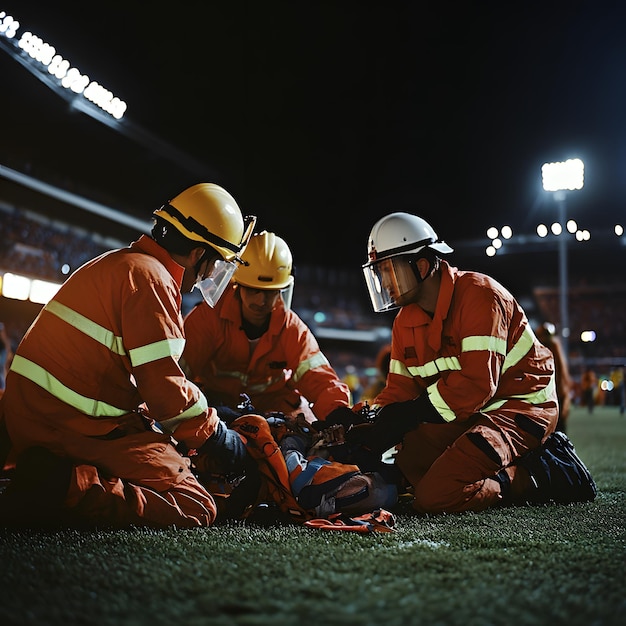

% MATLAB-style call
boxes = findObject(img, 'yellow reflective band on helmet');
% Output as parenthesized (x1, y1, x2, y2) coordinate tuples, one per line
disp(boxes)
(46, 300, 126, 355)
(462, 335, 507, 356)
(389, 358, 412, 379)
(10, 355, 128, 417)
(408, 356, 461, 378)
(501, 326, 535, 373)
(159, 387, 209, 433)
(293, 352, 329, 383)
(483, 374, 557, 412)
(129, 338, 186, 368)
(426, 382, 456, 422)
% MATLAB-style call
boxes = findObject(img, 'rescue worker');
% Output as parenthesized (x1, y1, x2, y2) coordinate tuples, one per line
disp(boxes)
(0, 183, 257, 529)
(182, 230, 354, 426)
(535, 322, 573, 433)
(345, 212, 596, 513)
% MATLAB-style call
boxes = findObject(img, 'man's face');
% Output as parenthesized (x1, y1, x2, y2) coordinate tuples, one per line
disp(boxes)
(378, 257, 421, 307)
(238, 285, 281, 327)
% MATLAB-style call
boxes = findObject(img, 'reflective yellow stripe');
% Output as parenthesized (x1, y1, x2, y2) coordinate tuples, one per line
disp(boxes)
(159, 388, 208, 433)
(46, 300, 126, 355)
(426, 381, 457, 422)
(389, 358, 412, 379)
(462, 335, 507, 356)
(10, 354, 128, 417)
(293, 352, 329, 383)
(129, 338, 186, 367)
(213, 367, 289, 393)
(483, 374, 557, 412)
(502, 326, 535, 373)
(408, 356, 461, 378)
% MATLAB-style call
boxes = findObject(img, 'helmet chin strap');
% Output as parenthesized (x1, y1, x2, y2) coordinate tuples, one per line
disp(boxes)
(409, 253, 439, 284)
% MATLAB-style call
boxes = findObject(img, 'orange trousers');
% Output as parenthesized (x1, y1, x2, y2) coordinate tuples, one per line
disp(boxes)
(4, 412, 217, 529)
(395, 408, 556, 514)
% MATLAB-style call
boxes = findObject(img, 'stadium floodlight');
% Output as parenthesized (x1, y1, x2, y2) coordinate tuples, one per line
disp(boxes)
(542, 158, 585, 192)
(0, 10, 127, 120)
(541, 158, 585, 359)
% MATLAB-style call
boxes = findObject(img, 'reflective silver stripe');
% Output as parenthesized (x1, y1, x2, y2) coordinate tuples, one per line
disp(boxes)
(389, 358, 412, 379)
(462, 335, 507, 356)
(46, 300, 126, 355)
(501, 326, 535, 374)
(426, 381, 457, 422)
(408, 356, 461, 378)
(10, 354, 128, 417)
(129, 338, 186, 367)
(293, 352, 329, 383)
(159, 387, 209, 433)
(483, 374, 557, 412)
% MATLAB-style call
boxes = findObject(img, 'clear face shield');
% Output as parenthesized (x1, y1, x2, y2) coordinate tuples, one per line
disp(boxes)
(362, 256, 419, 313)
(194, 257, 238, 307)
(279, 281, 294, 310)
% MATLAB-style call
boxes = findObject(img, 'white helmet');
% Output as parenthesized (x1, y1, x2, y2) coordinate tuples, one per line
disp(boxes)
(362, 212, 453, 312)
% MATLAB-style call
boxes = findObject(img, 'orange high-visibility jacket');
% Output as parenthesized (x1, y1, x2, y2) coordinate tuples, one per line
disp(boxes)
(182, 286, 351, 419)
(374, 261, 557, 428)
(4, 235, 219, 453)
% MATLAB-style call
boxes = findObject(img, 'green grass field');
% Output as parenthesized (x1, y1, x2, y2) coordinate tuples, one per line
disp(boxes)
(1, 405, 624, 626)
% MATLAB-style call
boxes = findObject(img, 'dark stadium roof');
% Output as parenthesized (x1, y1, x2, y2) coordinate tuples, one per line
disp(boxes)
(1, 1, 624, 297)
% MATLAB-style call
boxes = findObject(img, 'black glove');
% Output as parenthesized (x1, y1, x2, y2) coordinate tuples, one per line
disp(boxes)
(345, 395, 444, 454)
(199, 419, 248, 475)
(311, 406, 363, 432)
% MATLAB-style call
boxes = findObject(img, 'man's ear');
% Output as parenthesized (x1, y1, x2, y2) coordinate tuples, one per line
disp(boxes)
(416, 257, 431, 280)
(190, 246, 208, 267)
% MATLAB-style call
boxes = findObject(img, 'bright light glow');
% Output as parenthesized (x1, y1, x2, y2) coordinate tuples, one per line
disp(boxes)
(0, 14, 127, 119)
(566, 219, 577, 233)
(0, 12, 20, 38)
(486, 246, 496, 257)
(30, 279, 61, 304)
(542, 158, 585, 191)
(551, 222, 562, 235)
(492, 238, 502, 249)
(581, 229, 590, 240)
(1, 272, 30, 300)
(537, 224, 548, 237)
(487, 226, 498, 239)
(616, 224, 624, 236)
(61, 264, 71, 275)
(501, 225, 513, 239)
(580, 330, 596, 343)
(601, 379, 614, 392)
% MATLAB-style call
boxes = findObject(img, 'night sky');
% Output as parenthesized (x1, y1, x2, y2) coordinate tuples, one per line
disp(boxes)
(1, 1, 624, 296)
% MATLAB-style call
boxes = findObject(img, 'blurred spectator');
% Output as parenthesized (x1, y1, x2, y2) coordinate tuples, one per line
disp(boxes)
(361, 344, 391, 404)
(0, 321, 12, 396)
(610, 366, 624, 415)
(342, 365, 363, 404)
(535, 323, 573, 433)
(580, 367, 597, 414)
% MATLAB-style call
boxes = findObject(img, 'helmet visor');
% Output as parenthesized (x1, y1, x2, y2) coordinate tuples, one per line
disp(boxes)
(362, 256, 417, 313)
(194, 258, 238, 307)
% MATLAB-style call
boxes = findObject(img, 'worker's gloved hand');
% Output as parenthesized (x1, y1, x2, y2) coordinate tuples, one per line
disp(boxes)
(311, 406, 364, 432)
(198, 419, 248, 475)
(345, 397, 440, 455)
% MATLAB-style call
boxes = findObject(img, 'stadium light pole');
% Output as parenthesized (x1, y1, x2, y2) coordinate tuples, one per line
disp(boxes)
(541, 158, 585, 359)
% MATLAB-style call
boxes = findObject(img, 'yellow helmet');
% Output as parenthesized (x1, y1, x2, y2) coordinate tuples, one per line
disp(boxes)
(153, 183, 256, 262)
(235, 231, 294, 290)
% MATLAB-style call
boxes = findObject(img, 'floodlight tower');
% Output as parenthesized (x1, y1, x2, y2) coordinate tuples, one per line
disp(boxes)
(541, 158, 585, 358)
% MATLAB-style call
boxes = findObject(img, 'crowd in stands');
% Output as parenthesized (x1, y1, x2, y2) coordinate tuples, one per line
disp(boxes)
(2, 205, 625, 400)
